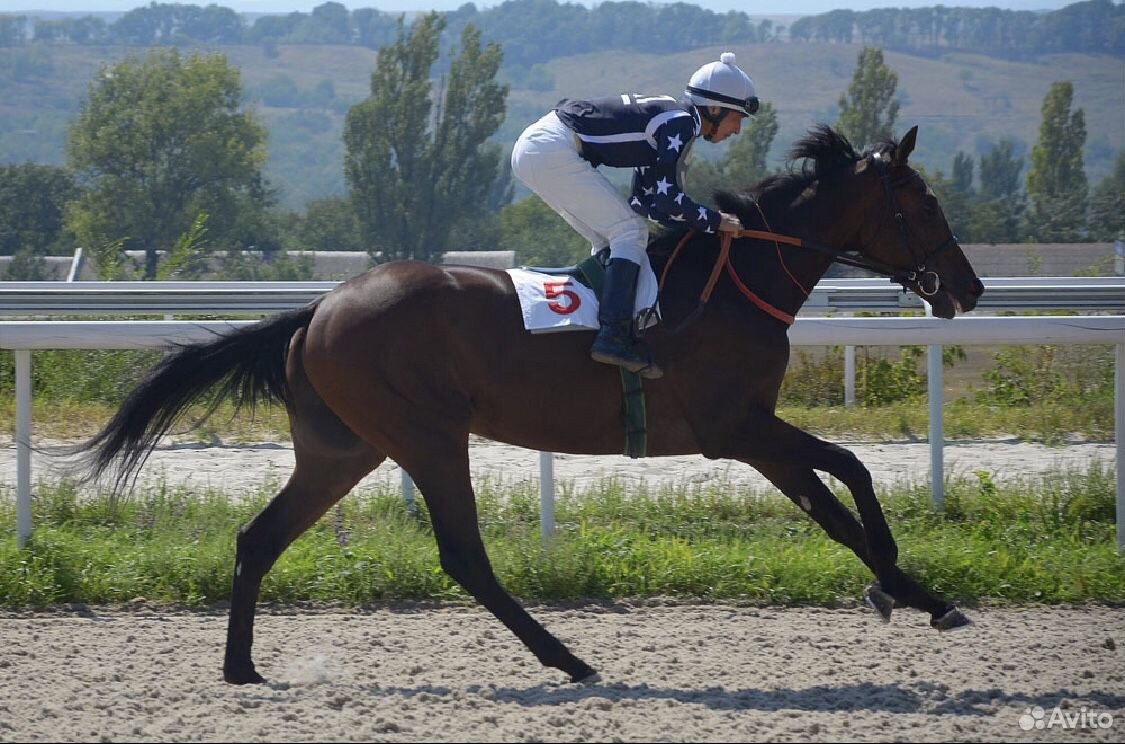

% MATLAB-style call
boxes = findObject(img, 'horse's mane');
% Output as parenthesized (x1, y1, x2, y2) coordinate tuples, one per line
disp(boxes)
(650, 124, 897, 260)
(752, 124, 867, 211)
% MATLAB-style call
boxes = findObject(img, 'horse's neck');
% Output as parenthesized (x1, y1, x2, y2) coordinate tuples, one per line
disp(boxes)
(753, 176, 869, 313)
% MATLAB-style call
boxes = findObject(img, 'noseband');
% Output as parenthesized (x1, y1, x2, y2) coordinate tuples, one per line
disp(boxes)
(869, 153, 959, 297)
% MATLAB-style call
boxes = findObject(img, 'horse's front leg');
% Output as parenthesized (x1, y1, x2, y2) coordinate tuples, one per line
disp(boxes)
(717, 413, 971, 630)
(751, 460, 969, 629)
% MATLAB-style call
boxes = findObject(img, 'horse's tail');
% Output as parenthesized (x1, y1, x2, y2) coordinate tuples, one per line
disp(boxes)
(76, 302, 319, 490)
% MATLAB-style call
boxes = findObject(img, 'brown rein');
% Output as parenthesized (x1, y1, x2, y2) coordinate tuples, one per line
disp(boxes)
(657, 228, 806, 326)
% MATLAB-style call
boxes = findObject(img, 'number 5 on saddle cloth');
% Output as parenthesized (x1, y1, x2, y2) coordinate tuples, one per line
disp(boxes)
(507, 254, 651, 458)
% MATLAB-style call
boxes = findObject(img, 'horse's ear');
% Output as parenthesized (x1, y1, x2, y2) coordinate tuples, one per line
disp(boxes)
(894, 126, 919, 166)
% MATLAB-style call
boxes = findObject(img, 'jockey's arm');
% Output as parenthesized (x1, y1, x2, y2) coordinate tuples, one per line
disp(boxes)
(635, 116, 722, 234)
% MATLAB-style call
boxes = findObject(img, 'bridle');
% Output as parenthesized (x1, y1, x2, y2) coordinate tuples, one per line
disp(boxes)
(867, 151, 960, 297)
(656, 152, 961, 327)
(772, 151, 960, 297)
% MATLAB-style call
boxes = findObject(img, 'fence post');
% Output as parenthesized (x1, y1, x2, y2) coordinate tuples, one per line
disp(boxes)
(927, 304, 944, 511)
(1116, 344, 1124, 553)
(16, 350, 32, 548)
(928, 343, 944, 510)
(539, 451, 555, 540)
(66, 247, 84, 283)
(401, 470, 416, 514)
(844, 345, 856, 407)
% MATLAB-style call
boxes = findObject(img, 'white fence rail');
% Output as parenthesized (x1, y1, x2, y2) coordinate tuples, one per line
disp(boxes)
(3, 315, 1123, 552)
(2, 277, 1123, 315)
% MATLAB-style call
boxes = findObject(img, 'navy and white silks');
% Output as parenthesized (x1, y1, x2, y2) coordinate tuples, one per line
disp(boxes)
(511, 94, 720, 274)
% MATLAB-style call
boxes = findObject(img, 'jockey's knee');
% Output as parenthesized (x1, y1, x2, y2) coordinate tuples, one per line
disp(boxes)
(606, 217, 649, 266)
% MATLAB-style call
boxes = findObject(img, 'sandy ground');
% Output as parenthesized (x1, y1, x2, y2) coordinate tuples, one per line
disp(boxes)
(1, 436, 1116, 497)
(0, 603, 1122, 742)
(1, 439, 1120, 742)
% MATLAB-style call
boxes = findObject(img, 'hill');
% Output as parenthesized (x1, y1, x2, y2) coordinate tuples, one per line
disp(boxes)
(0, 40, 1121, 210)
(513, 43, 1124, 179)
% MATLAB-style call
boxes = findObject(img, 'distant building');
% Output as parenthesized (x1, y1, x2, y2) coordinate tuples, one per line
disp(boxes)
(0, 249, 517, 281)
(959, 243, 1118, 277)
(818, 243, 1118, 279)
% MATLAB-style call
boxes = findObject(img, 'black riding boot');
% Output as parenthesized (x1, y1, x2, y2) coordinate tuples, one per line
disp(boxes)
(590, 258, 663, 379)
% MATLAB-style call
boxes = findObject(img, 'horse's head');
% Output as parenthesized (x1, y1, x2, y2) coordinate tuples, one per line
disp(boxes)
(679, 125, 983, 321)
(857, 127, 984, 318)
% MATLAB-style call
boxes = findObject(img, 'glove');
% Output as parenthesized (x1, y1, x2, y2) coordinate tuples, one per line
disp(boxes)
(718, 212, 744, 233)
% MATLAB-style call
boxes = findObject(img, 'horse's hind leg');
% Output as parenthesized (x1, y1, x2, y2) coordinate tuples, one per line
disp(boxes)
(396, 425, 596, 682)
(223, 441, 384, 683)
(224, 327, 386, 684)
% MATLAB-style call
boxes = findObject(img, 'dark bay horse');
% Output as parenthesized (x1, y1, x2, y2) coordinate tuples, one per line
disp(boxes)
(78, 125, 984, 685)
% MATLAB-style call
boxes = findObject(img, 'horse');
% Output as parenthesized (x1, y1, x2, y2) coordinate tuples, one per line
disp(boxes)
(76, 124, 984, 685)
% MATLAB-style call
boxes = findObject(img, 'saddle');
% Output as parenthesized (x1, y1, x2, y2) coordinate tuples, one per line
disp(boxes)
(522, 253, 647, 459)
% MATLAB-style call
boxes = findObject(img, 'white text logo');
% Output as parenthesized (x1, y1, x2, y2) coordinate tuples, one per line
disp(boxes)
(1019, 706, 1114, 731)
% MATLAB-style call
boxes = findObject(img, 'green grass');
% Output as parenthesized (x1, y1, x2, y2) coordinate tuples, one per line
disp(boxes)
(2, 463, 1121, 607)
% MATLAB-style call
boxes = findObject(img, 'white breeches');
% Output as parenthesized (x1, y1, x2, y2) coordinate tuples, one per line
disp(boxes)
(511, 111, 649, 268)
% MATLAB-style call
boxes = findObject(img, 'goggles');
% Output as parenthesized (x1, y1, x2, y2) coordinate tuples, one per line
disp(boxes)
(686, 86, 759, 116)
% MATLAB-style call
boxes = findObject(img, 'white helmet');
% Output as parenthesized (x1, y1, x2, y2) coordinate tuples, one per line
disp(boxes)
(686, 52, 758, 117)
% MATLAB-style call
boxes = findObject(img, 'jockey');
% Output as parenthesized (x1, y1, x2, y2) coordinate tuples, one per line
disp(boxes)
(511, 52, 757, 379)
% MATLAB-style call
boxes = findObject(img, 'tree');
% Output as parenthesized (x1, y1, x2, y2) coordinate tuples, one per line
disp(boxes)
(344, 13, 508, 263)
(498, 195, 587, 267)
(979, 138, 1024, 201)
(280, 197, 364, 253)
(971, 138, 1025, 243)
(292, 2, 352, 44)
(0, 15, 26, 46)
(0, 163, 78, 256)
(951, 152, 974, 196)
(353, 8, 398, 49)
(1087, 151, 1125, 241)
(65, 48, 271, 278)
(1024, 80, 1088, 241)
(835, 46, 900, 150)
(938, 151, 976, 240)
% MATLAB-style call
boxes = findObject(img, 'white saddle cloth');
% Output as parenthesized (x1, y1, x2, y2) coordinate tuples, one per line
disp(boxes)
(506, 266, 660, 334)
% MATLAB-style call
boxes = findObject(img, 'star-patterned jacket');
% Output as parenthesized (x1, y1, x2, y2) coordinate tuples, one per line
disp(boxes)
(553, 94, 721, 233)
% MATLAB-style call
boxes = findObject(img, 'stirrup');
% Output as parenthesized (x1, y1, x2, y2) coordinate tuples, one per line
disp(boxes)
(591, 346, 663, 379)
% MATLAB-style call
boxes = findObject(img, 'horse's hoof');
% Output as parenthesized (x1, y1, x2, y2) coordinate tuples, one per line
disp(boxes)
(568, 660, 598, 683)
(864, 582, 894, 623)
(931, 607, 973, 632)
(224, 665, 265, 685)
(573, 671, 602, 685)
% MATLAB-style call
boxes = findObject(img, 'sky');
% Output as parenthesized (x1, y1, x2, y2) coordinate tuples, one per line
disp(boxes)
(0, 1, 1078, 16)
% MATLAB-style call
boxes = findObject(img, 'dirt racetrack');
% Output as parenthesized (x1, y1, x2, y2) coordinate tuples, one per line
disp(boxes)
(2, 438, 1121, 742)
(0, 602, 1122, 742)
